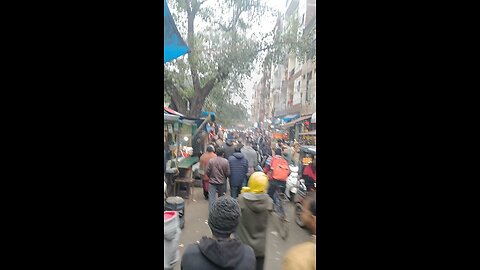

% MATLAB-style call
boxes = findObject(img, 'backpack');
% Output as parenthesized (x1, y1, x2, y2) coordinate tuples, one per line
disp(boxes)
(270, 156, 290, 181)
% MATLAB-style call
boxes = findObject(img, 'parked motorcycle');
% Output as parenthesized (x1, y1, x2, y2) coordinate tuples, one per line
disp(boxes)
(285, 164, 299, 201)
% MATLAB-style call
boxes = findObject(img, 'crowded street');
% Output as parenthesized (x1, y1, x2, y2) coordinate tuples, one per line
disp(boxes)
(172, 186, 312, 270)
(164, 0, 317, 268)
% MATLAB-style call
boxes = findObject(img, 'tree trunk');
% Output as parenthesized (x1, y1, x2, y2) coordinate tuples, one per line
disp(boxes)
(165, 0, 232, 118)
(187, 93, 206, 117)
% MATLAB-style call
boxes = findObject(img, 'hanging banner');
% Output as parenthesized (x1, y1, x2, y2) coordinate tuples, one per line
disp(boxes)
(164, 0, 190, 63)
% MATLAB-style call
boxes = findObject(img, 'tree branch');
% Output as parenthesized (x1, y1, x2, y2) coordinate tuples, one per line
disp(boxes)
(201, 68, 229, 95)
(164, 76, 187, 113)
(185, 0, 203, 93)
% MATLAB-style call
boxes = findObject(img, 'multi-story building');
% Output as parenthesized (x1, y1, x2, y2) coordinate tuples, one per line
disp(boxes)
(253, 0, 316, 138)
(274, 0, 316, 140)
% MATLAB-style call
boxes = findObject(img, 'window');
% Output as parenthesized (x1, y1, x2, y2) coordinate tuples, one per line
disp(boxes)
(306, 72, 312, 101)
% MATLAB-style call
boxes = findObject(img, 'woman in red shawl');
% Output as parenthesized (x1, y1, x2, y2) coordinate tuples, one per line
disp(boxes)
(303, 157, 316, 191)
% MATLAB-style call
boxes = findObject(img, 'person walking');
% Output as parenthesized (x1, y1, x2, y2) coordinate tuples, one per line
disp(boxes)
(241, 141, 259, 181)
(282, 193, 316, 270)
(199, 145, 217, 199)
(181, 196, 256, 270)
(263, 148, 290, 199)
(165, 151, 179, 197)
(302, 157, 316, 190)
(228, 146, 249, 198)
(223, 139, 236, 160)
(292, 142, 300, 166)
(252, 143, 262, 170)
(261, 138, 271, 159)
(206, 148, 230, 211)
(282, 142, 293, 165)
(237, 172, 273, 270)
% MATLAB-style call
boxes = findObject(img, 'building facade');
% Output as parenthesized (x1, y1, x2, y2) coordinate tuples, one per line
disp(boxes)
(251, 0, 316, 138)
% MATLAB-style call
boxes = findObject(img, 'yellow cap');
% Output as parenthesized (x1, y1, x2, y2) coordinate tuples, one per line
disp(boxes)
(241, 187, 251, 194)
(248, 172, 269, 194)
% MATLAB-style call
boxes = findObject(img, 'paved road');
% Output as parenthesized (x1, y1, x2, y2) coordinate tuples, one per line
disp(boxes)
(171, 186, 312, 270)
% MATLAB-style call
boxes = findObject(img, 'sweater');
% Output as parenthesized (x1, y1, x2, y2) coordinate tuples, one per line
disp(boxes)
(223, 141, 236, 160)
(237, 193, 273, 257)
(199, 152, 217, 175)
(241, 146, 258, 170)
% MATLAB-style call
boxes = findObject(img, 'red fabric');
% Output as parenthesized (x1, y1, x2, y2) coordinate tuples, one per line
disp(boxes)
(270, 156, 290, 181)
(164, 106, 184, 116)
(164, 211, 177, 221)
(303, 164, 316, 181)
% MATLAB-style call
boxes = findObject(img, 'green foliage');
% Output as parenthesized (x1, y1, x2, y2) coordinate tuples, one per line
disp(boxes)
(164, 0, 270, 117)
(164, 0, 315, 120)
(266, 15, 316, 67)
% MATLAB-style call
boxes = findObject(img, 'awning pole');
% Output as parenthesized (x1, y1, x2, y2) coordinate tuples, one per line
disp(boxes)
(192, 113, 211, 138)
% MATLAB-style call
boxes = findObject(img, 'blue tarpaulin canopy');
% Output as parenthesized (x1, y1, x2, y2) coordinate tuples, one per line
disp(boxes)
(282, 114, 300, 123)
(200, 111, 215, 119)
(164, 0, 189, 63)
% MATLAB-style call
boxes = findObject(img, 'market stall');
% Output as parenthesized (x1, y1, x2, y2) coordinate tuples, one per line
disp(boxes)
(281, 114, 313, 141)
(298, 130, 316, 145)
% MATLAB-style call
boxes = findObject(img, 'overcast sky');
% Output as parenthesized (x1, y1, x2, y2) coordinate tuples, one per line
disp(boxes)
(242, 0, 285, 114)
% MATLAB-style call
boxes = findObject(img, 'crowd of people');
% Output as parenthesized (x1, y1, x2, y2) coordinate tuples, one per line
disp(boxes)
(164, 128, 317, 270)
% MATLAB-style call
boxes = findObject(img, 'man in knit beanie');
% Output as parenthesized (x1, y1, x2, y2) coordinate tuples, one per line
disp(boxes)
(181, 196, 256, 270)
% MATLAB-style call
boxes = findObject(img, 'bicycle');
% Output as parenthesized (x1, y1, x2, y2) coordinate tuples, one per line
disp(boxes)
(272, 184, 289, 240)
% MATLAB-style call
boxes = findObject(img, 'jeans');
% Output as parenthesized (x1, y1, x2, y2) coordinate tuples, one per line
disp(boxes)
(267, 180, 286, 200)
(165, 173, 175, 197)
(242, 177, 248, 188)
(208, 183, 226, 211)
(256, 256, 265, 270)
(230, 185, 242, 199)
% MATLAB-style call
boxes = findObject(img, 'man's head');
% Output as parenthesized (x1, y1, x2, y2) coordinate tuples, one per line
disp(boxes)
(301, 193, 316, 235)
(206, 145, 215, 153)
(208, 196, 241, 238)
(216, 148, 225, 157)
(234, 145, 242, 152)
(274, 148, 282, 156)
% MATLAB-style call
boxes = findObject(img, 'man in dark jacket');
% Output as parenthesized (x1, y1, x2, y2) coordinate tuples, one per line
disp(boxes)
(223, 139, 236, 160)
(206, 148, 230, 212)
(228, 146, 249, 198)
(181, 196, 256, 270)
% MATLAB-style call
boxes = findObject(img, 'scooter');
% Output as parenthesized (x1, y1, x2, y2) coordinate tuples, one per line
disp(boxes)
(285, 165, 299, 201)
